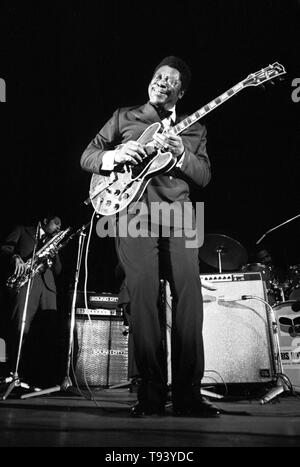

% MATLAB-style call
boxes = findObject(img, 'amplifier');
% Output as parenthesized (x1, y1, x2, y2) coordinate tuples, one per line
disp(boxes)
(165, 272, 276, 386)
(74, 310, 128, 387)
(73, 291, 119, 309)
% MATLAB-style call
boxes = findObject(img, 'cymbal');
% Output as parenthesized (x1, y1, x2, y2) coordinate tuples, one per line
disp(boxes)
(199, 234, 248, 271)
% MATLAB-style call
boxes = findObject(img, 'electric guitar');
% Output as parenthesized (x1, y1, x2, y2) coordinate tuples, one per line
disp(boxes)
(86, 62, 286, 216)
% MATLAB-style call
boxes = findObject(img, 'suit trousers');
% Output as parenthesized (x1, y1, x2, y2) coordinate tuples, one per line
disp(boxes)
(117, 231, 204, 409)
(7, 272, 57, 371)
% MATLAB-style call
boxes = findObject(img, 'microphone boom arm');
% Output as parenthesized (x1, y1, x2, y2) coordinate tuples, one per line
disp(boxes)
(256, 213, 300, 244)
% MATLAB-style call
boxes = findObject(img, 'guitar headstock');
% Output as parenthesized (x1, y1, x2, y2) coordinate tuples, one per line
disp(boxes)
(243, 62, 286, 87)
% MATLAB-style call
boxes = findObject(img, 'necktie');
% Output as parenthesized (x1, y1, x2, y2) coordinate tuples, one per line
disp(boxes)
(161, 115, 173, 130)
(156, 106, 173, 120)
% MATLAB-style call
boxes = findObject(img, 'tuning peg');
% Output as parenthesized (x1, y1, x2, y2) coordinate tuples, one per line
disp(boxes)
(259, 84, 266, 90)
(270, 80, 275, 85)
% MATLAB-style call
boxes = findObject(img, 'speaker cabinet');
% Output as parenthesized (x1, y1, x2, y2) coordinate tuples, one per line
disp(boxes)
(166, 272, 276, 386)
(74, 309, 129, 387)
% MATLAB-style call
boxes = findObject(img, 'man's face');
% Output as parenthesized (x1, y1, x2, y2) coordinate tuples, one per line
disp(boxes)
(257, 250, 272, 265)
(148, 65, 184, 109)
(44, 216, 61, 235)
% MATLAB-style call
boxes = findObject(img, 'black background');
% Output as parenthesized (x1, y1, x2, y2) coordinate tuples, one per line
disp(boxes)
(0, 0, 299, 295)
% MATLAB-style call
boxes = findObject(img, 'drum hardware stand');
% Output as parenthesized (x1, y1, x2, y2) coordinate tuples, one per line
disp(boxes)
(216, 247, 224, 273)
(256, 212, 300, 245)
(257, 297, 292, 404)
(21, 223, 90, 399)
(1, 222, 43, 400)
(241, 295, 293, 404)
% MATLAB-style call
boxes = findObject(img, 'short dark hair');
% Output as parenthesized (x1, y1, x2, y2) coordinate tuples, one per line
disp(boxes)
(153, 55, 192, 91)
(42, 213, 61, 225)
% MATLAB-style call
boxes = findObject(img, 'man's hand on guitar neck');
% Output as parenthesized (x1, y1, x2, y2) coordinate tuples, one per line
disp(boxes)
(114, 141, 147, 165)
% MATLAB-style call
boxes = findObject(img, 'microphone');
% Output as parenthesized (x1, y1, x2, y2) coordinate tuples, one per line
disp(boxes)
(260, 385, 285, 405)
(68, 222, 92, 241)
(35, 221, 41, 242)
(256, 234, 266, 245)
(218, 295, 252, 302)
(218, 295, 251, 302)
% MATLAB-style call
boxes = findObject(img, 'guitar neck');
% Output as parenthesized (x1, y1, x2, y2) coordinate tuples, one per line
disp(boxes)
(172, 80, 245, 135)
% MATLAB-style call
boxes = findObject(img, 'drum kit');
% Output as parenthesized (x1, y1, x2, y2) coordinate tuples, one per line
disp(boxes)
(199, 233, 300, 305)
(241, 262, 300, 305)
(199, 233, 300, 394)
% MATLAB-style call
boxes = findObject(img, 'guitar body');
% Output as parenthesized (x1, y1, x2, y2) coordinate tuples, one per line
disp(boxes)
(89, 123, 177, 216)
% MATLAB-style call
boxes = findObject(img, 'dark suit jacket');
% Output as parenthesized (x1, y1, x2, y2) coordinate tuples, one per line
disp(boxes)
(0, 225, 62, 292)
(80, 102, 211, 204)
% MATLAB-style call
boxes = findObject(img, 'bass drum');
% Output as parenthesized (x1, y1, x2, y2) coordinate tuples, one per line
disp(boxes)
(273, 301, 300, 391)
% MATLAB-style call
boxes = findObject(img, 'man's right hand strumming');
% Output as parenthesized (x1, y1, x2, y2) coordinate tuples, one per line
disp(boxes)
(114, 140, 147, 165)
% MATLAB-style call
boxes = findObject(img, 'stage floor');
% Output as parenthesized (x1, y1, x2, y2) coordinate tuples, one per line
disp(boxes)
(0, 384, 300, 448)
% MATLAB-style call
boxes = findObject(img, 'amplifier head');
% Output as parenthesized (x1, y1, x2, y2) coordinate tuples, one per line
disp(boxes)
(71, 290, 119, 309)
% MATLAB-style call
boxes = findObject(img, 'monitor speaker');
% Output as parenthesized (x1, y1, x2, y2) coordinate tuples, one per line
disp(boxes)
(74, 309, 129, 387)
(165, 272, 276, 385)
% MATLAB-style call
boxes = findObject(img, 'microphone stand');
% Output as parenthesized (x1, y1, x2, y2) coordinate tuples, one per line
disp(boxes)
(21, 223, 89, 399)
(216, 247, 223, 273)
(243, 295, 293, 404)
(256, 213, 300, 245)
(2, 222, 42, 400)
